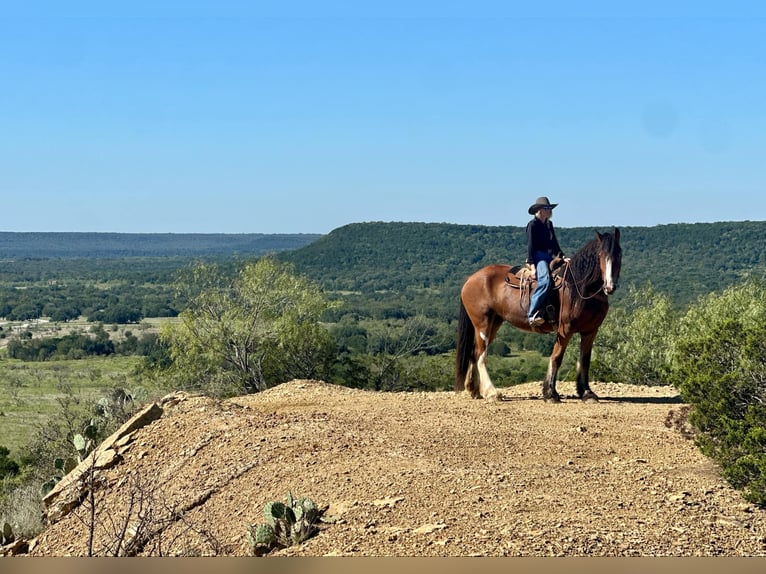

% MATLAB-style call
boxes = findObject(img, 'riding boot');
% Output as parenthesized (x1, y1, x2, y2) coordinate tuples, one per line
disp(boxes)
(545, 304, 557, 323)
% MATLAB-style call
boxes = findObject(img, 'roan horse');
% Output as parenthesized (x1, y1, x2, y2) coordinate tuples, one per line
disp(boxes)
(456, 228, 622, 402)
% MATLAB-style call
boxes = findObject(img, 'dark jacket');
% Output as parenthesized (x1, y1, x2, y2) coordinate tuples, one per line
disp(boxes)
(526, 217, 564, 264)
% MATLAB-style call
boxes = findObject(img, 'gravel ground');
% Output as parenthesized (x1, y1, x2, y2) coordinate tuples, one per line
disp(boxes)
(25, 379, 766, 556)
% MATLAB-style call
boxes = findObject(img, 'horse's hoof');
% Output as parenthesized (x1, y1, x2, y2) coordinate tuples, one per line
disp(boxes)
(544, 394, 562, 404)
(484, 391, 501, 402)
(581, 391, 599, 403)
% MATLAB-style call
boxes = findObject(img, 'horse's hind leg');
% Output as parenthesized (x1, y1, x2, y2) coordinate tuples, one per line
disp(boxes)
(459, 329, 490, 399)
(576, 331, 599, 402)
(474, 315, 504, 400)
(475, 335, 497, 400)
(462, 358, 480, 399)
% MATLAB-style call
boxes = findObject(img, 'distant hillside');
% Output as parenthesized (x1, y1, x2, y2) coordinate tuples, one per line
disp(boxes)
(1, 222, 763, 307)
(0, 232, 322, 259)
(281, 220, 766, 306)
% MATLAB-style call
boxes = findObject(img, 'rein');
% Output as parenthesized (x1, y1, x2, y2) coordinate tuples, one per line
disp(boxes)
(563, 260, 605, 301)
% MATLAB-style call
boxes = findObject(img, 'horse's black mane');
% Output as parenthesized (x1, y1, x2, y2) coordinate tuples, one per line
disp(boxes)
(567, 238, 602, 287)
(564, 231, 621, 307)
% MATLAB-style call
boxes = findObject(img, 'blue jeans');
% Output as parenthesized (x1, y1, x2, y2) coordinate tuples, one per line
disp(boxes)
(529, 251, 552, 318)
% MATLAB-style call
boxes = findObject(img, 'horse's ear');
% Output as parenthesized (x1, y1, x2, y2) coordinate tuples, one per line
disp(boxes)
(595, 230, 603, 242)
(614, 227, 620, 242)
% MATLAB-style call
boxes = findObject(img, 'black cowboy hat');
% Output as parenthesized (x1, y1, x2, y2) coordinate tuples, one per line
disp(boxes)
(528, 196, 559, 215)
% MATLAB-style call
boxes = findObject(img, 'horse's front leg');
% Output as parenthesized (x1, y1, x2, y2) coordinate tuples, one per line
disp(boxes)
(543, 331, 572, 403)
(576, 331, 599, 402)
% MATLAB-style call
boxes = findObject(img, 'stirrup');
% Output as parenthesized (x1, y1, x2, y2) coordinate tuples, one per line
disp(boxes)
(528, 312, 544, 326)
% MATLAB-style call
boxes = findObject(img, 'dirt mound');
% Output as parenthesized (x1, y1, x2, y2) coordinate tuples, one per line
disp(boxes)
(23, 380, 766, 556)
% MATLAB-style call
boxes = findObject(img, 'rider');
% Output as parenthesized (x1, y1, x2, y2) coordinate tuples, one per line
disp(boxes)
(525, 196, 566, 326)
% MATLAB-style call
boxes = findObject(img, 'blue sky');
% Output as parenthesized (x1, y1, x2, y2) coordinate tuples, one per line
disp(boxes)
(2, 2, 765, 233)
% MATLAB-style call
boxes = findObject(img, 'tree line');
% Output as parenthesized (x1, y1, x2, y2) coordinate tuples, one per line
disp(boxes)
(2, 220, 763, 327)
(280, 220, 765, 306)
(6, 325, 160, 362)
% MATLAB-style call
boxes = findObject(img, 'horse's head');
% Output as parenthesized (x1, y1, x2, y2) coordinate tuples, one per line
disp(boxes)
(596, 227, 622, 295)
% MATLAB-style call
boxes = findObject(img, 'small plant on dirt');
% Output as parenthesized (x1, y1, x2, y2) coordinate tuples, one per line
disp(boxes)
(246, 492, 325, 556)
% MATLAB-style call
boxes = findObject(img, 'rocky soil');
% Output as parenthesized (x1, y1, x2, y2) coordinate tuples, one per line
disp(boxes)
(19, 380, 766, 556)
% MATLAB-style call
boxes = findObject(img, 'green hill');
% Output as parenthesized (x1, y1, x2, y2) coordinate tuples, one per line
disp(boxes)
(281, 220, 766, 307)
(0, 222, 763, 321)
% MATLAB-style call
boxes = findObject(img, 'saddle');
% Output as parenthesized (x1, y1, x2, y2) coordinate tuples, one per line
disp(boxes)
(505, 256, 566, 290)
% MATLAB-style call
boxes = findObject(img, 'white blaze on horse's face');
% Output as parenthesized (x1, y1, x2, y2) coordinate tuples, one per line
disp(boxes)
(603, 257, 615, 295)
(597, 229, 620, 296)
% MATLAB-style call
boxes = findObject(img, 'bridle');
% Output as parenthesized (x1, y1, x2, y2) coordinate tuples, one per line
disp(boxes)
(562, 257, 611, 301)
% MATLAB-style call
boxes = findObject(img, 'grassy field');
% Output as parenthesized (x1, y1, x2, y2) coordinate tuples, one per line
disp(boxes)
(0, 317, 178, 457)
(0, 355, 156, 456)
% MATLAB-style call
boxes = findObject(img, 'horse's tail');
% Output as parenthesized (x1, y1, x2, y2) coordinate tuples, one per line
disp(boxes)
(455, 297, 474, 392)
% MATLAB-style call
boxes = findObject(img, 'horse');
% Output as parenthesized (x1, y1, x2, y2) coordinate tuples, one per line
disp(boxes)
(456, 228, 622, 402)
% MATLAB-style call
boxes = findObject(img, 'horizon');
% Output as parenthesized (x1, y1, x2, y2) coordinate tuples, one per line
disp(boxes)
(3, 3, 765, 233)
(1, 218, 763, 236)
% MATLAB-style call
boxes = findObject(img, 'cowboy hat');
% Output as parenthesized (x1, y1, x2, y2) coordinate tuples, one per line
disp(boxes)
(528, 196, 559, 215)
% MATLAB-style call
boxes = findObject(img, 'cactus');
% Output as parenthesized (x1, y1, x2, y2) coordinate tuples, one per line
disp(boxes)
(246, 492, 325, 556)
(75, 419, 98, 459)
(246, 522, 277, 556)
(73, 433, 95, 463)
(262, 501, 290, 525)
(254, 523, 276, 545)
(40, 456, 78, 496)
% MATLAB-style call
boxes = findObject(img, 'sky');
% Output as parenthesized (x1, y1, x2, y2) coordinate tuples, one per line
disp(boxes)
(2, 1, 766, 234)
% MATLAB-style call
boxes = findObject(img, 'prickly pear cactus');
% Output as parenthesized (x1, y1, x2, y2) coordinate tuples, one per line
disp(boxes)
(254, 523, 276, 545)
(247, 492, 325, 556)
(246, 523, 277, 556)
(262, 501, 287, 525)
(297, 497, 318, 522)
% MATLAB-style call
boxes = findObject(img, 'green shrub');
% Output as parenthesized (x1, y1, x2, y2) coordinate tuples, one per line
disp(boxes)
(670, 279, 766, 506)
(159, 259, 337, 396)
(591, 284, 678, 385)
(0, 447, 19, 480)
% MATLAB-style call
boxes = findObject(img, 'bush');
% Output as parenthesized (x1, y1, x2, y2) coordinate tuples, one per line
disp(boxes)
(159, 258, 337, 396)
(670, 279, 766, 506)
(0, 447, 19, 479)
(0, 482, 43, 540)
(591, 284, 678, 385)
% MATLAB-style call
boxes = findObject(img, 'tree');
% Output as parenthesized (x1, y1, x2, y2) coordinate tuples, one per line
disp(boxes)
(362, 316, 440, 391)
(160, 258, 337, 396)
